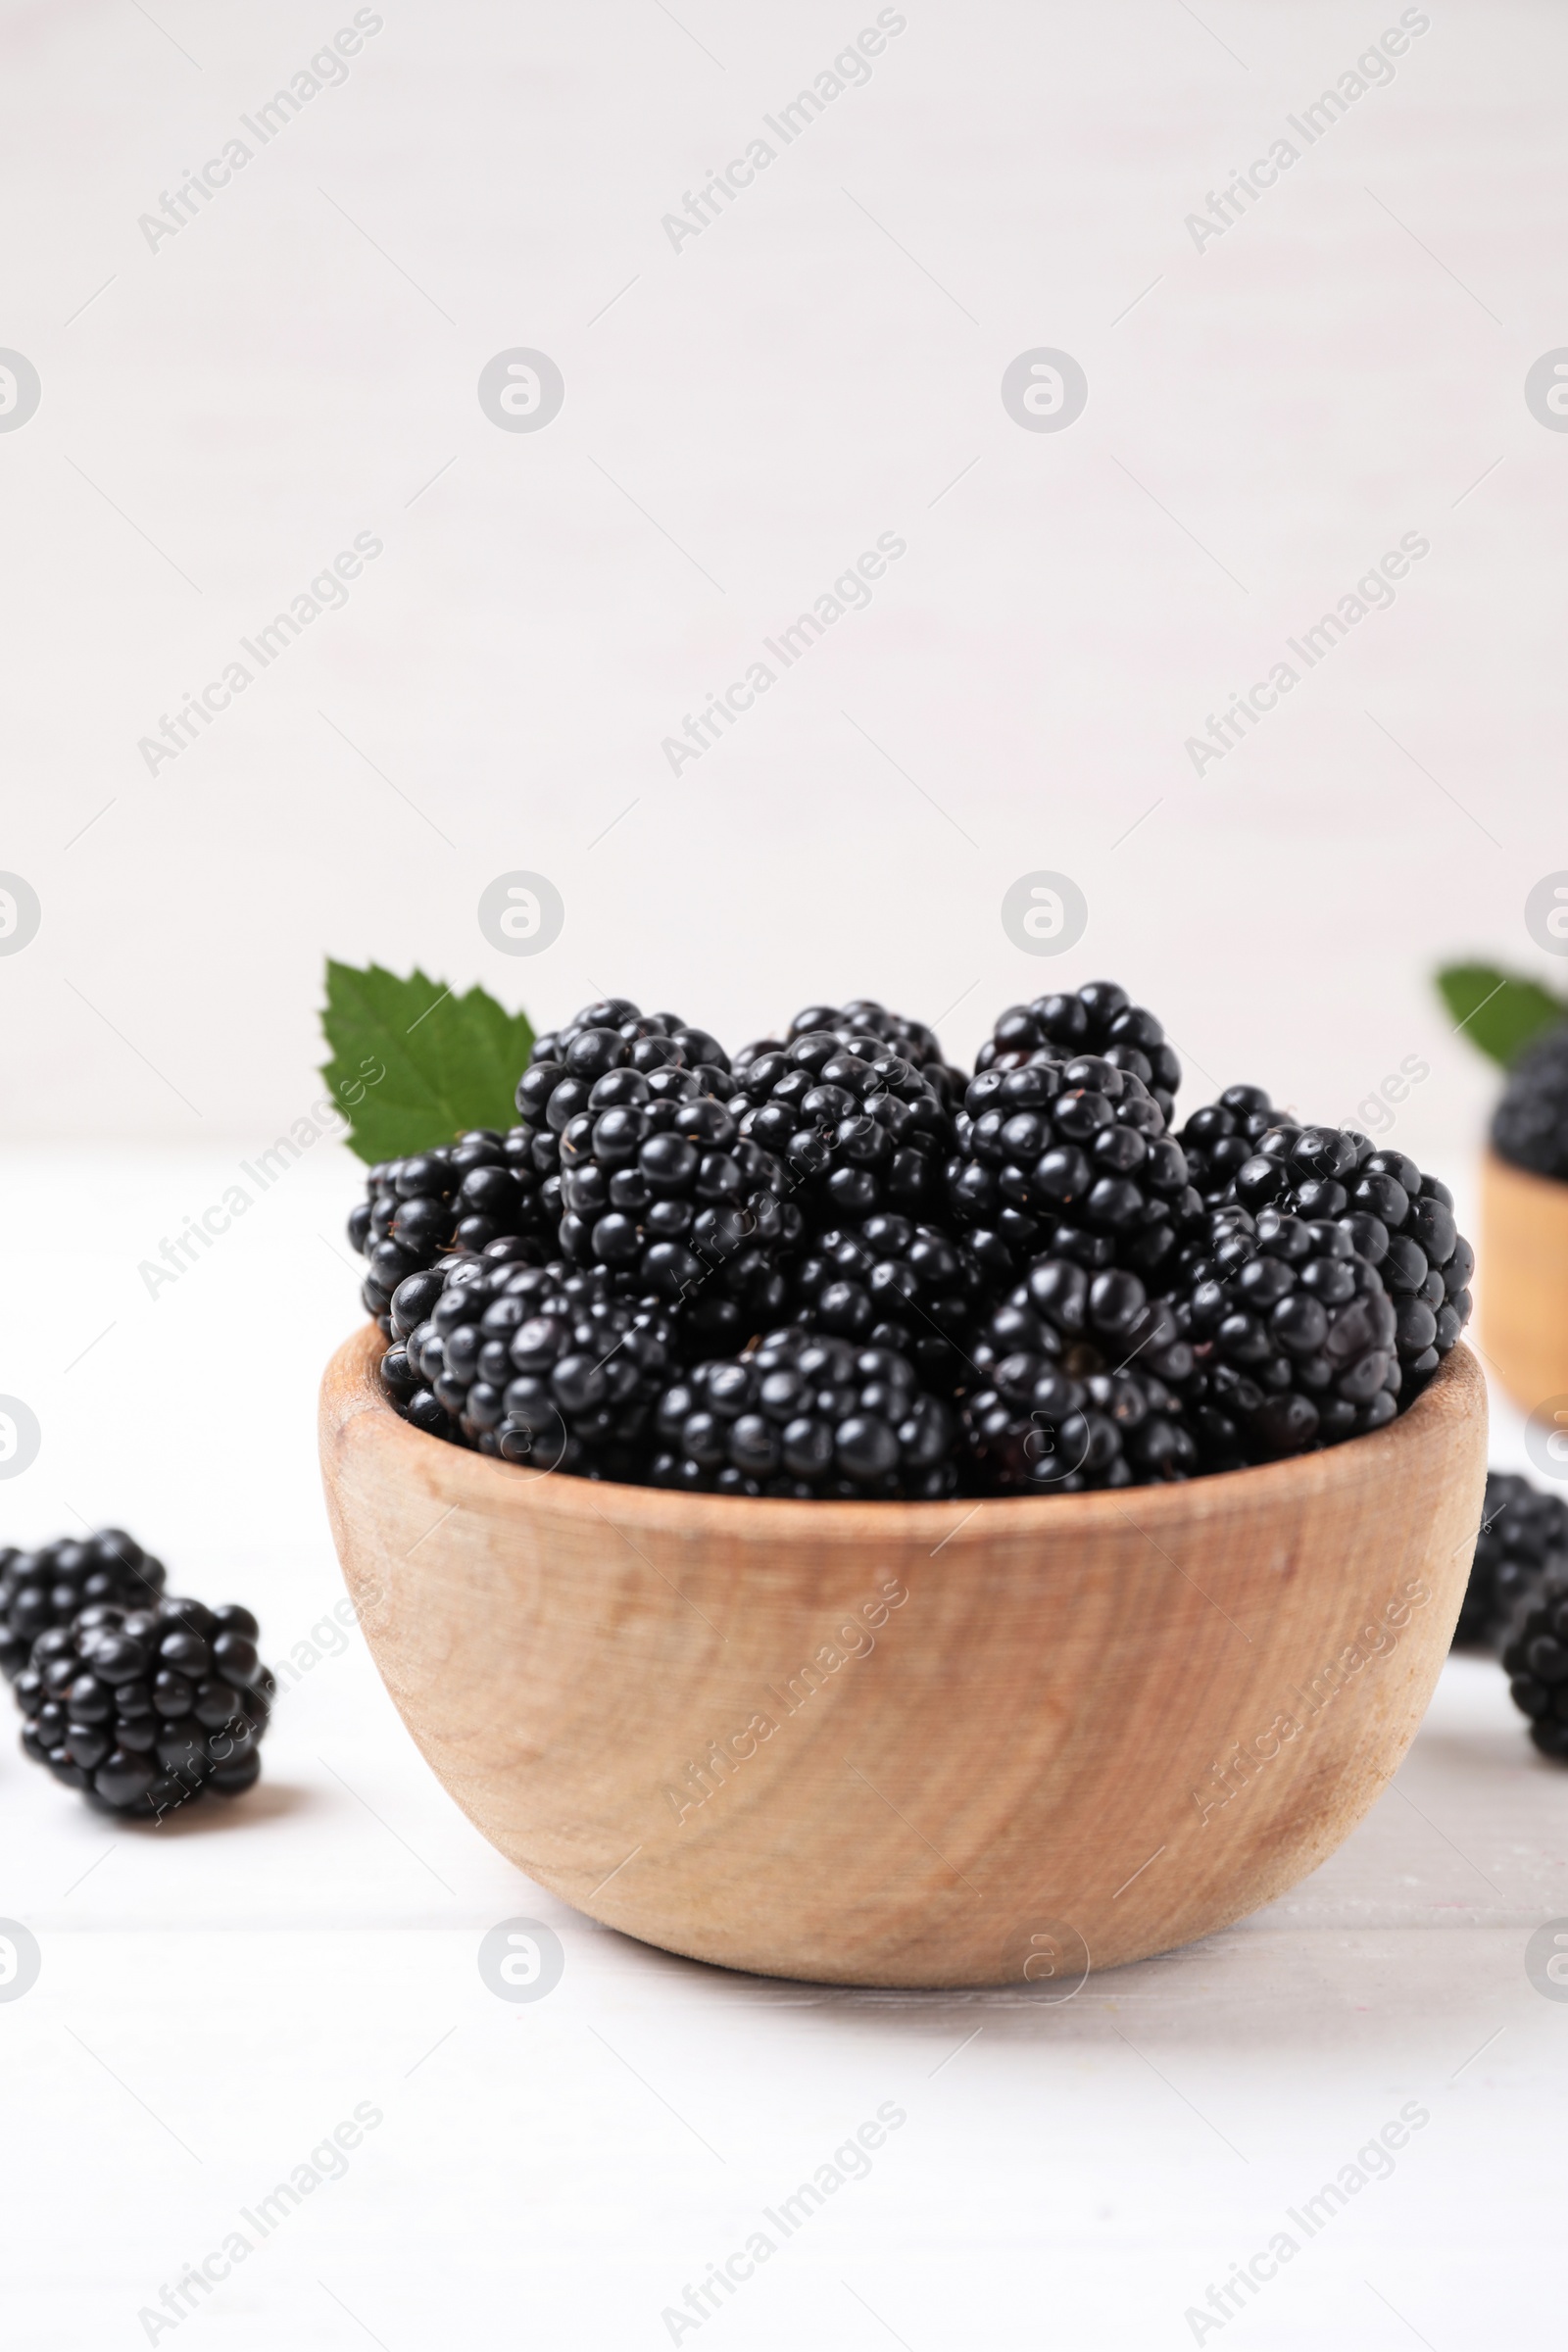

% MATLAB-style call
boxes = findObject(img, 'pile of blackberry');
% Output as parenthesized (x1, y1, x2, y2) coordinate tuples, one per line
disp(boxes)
(2, 1530, 272, 1815)
(357, 986, 1474, 1498)
(1492, 1022, 1568, 1182)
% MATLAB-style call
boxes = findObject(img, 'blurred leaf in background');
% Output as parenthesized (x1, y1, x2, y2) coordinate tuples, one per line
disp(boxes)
(1437, 962, 1566, 1067)
(320, 960, 533, 1162)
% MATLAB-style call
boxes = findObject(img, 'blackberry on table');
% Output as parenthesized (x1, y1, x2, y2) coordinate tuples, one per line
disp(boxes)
(1455, 1471, 1568, 1649)
(1492, 1022, 1568, 1182)
(386, 1256, 679, 1477)
(948, 1055, 1196, 1285)
(15, 1595, 272, 1815)
(1232, 1126, 1473, 1392)
(729, 1034, 954, 1223)
(973, 980, 1183, 1123)
(350, 1126, 555, 1328)
(1501, 1575, 1568, 1761)
(1176, 1205, 1397, 1465)
(651, 1327, 959, 1498)
(0, 1531, 166, 1681)
(961, 1357, 1195, 1493)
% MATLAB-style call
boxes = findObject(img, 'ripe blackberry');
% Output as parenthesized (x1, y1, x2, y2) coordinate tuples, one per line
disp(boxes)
(973, 980, 1183, 1123)
(1163, 1201, 1266, 1298)
(737, 1000, 968, 1109)
(1501, 1575, 1568, 1761)
(15, 1596, 272, 1815)
(1455, 1471, 1568, 1649)
(962, 1358, 1195, 1492)
(515, 1004, 734, 1170)
(970, 1254, 1196, 1389)
(651, 1327, 959, 1498)
(947, 1056, 1197, 1284)
(385, 1256, 679, 1477)
(1177, 1204, 1397, 1463)
(0, 1531, 166, 1681)
(530, 997, 730, 1083)
(350, 1126, 554, 1328)
(1178, 1085, 1279, 1208)
(787, 1213, 985, 1389)
(554, 1078, 803, 1325)
(1492, 1022, 1568, 1182)
(1232, 1127, 1472, 1392)
(729, 1034, 954, 1223)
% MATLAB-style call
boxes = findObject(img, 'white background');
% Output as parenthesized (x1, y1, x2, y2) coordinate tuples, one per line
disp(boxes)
(2, 1, 1566, 2344)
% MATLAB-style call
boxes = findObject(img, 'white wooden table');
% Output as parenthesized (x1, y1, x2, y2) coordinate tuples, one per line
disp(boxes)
(0, 1146, 1558, 2350)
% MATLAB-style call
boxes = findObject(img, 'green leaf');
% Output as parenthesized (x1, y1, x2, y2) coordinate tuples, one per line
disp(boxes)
(1436, 962, 1566, 1067)
(319, 960, 535, 1162)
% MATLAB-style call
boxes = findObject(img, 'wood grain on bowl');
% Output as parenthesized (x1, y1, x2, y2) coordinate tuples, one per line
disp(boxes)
(1480, 1147, 1568, 1411)
(319, 1328, 1486, 1988)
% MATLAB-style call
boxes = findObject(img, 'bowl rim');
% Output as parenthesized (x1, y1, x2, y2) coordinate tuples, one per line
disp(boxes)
(327, 1323, 1485, 1542)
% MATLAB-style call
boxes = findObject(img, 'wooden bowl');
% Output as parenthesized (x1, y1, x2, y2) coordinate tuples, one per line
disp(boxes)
(319, 1328, 1486, 1987)
(1480, 1147, 1568, 1411)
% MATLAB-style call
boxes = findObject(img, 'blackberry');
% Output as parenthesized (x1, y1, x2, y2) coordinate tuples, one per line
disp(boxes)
(1232, 1127, 1473, 1392)
(514, 1004, 735, 1176)
(737, 1000, 968, 1109)
(530, 997, 730, 1084)
(0, 1531, 166, 1681)
(973, 980, 1183, 1123)
(1492, 1022, 1568, 1182)
(651, 1327, 959, 1498)
(15, 1596, 272, 1815)
(1163, 1201, 1268, 1298)
(787, 1213, 985, 1389)
(554, 1078, 802, 1325)
(729, 1034, 954, 1223)
(970, 1254, 1195, 1389)
(386, 1256, 679, 1477)
(947, 1055, 1197, 1285)
(962, 1358, 1195, 1492)
(1177, 1205, 1397, 1464)
(1178, 1085, 1279, 1208)
(1501, 1574, 1568, 1761)
(350, 1127, 554, 1328)
(1455, 1471, 1568, 1649)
